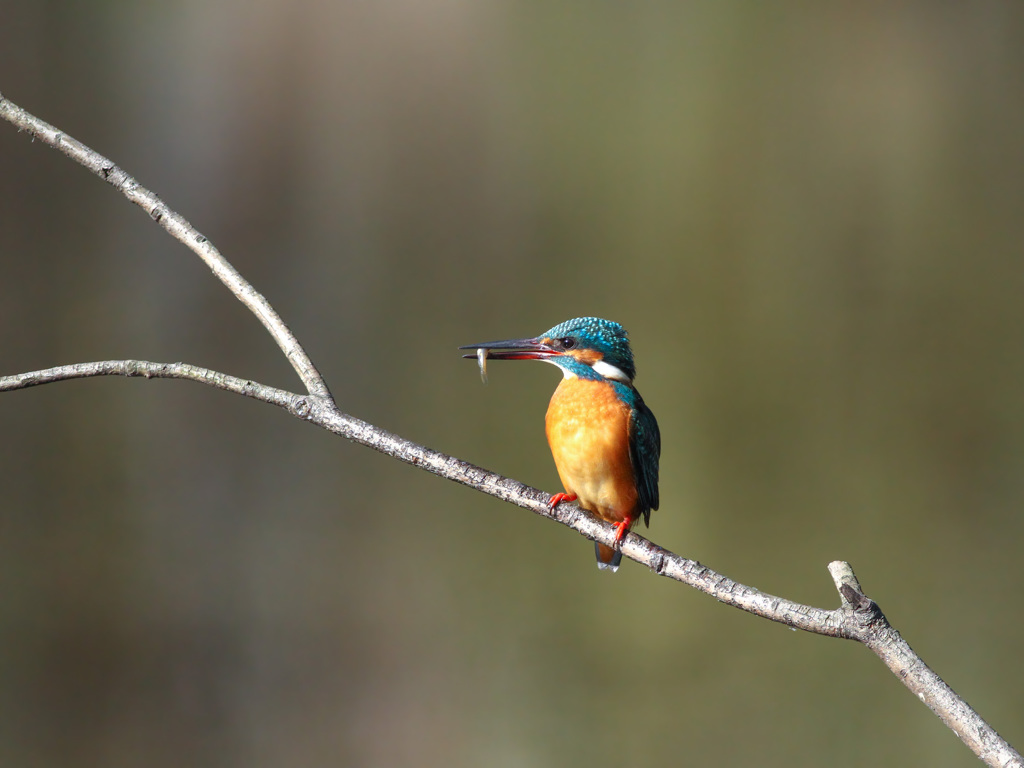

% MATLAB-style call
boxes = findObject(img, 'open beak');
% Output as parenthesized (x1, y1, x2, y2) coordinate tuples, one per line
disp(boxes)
(459, 336, 560, 361)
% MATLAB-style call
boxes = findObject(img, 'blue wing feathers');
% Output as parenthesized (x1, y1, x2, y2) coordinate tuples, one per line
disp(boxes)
(628, 392, 661, 527)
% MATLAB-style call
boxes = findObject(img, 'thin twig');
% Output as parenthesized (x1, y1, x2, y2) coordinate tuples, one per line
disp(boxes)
(0, 359, 299, 407)
(1, 94, 1020, 768)
(0, 92, 331, 400)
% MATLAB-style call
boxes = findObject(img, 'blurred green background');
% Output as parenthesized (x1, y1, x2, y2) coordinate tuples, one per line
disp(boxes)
(2, 3, 1023, 766)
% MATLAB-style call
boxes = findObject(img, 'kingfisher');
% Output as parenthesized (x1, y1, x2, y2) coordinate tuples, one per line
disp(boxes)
(460, 317, 660, 571)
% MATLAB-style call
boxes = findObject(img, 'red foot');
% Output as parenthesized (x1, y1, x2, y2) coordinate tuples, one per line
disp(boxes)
(548, 492, 578, 510)
(612, 516, 634, 547)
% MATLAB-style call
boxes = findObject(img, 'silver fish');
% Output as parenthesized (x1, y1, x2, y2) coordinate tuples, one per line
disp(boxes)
(477, 347, 488, 384)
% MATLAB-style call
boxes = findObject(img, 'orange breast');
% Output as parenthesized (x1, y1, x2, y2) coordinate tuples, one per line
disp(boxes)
(545, 378, 638, 525)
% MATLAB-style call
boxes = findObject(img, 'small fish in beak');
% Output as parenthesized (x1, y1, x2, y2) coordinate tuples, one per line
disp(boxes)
(477, 347, 488, 384)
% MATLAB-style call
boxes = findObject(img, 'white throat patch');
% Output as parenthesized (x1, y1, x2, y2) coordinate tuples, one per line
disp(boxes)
(592, 360, 632, 383)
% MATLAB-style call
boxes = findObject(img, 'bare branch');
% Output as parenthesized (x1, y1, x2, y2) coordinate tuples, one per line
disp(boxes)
(2, 94, 1020, 768)
(0, 92, 330, 399)
(0, 359, 299, 407)
(827, 563, 1019, 767)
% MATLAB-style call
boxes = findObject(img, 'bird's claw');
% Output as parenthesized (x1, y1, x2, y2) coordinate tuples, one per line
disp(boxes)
(612, 517, 633, 548)
(548, 492, 578, 511)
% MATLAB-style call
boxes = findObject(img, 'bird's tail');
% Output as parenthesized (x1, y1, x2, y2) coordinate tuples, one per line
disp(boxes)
(595, 542, 622, 573)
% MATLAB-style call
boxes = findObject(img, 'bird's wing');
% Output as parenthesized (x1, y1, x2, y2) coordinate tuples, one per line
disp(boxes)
(628, 393, 661, 525)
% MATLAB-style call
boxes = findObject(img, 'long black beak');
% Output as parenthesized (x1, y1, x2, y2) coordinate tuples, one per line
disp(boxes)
(459, 336, 560, 361)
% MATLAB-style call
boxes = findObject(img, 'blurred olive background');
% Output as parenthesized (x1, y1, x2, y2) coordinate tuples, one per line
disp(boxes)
(2, 3, 1023, 767)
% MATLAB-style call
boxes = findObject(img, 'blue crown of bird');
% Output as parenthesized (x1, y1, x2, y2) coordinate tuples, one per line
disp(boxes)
(461, 317, 661, 571)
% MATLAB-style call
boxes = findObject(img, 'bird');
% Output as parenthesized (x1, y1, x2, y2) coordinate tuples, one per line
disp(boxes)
(461, 317, 660, 571)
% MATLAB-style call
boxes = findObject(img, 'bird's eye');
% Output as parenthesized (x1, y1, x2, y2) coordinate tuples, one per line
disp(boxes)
(561, 337, 576, 349)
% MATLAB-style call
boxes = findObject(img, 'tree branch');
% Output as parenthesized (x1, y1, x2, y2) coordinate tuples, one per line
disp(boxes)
(0, 359, 298, 406)
(826, 563, 1018, 767)
(2, 93, 1019, 768)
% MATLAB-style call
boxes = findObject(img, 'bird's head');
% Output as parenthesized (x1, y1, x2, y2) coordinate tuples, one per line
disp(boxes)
(460, 316, 636, 383)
